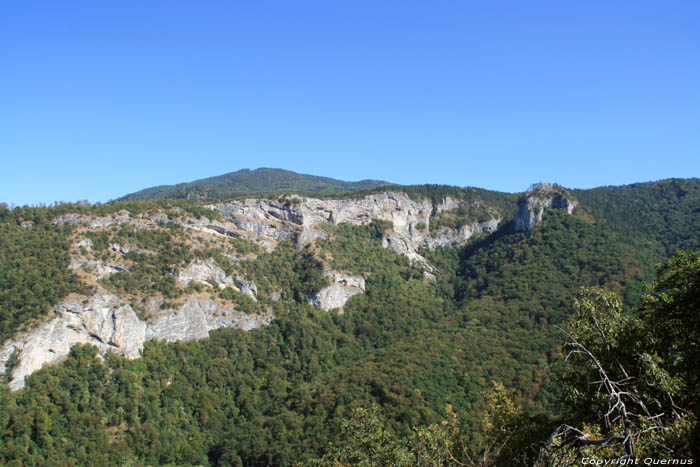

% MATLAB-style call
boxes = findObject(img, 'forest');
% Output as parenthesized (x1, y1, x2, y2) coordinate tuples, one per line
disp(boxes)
(0, 178, 698, 465)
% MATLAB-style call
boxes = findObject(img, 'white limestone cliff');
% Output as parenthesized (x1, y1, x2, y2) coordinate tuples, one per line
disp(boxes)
(211, 192, 502, 268)
(309, 272, 366, 312)
(175, 259, 258, 299)
(2, 190, 507, 390)
(513, 183, 578, 232)
(0, 291, 271, 390)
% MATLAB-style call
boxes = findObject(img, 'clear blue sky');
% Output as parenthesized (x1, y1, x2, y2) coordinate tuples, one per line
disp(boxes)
(2, 1, 699, 205)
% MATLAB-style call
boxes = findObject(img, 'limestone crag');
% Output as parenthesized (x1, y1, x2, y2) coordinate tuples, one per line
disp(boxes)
(424, 218, 501, 248)
(0, 291, 271, 390)
(0, 293, 146, 390)
(210, 199, 304, 250)
(2, 191, 508, 390)
(185, 217, 249, 240)
(146, 296, 269, 342)
(514, 183, 578, 232)
(436, 196, 462, 212)
(176, 259, 234, 289)
(69, 258, 128, 278)
(53, 209, 136, 228)
(309, 271, 366, 312)
(211, 192, 502, 267)
(175, 259, 258, 299)
(69, 237, 129, 278)
(56, 192, 502, 272)
(233, 276, 258, 298)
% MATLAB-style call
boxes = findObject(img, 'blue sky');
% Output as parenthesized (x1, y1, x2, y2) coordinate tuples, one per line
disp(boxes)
(1, 1, 699, 205)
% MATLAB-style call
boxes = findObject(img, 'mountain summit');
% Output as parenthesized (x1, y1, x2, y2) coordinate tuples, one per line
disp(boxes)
(120, 168, 392, 201)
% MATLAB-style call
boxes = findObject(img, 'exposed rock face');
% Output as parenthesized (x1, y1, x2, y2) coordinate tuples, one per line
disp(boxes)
(109, 242, 131, 254)
(52, 210, 135, 228)
(145, 296, 270, 342)
(56, 192, 502, 273)
(74, 238, 93, 250)
(176, 259, 234, 289)
(69, 258, 128, 278)
(211, 192, 502, 267)
(175, 259, 258, 299)
(0, 293, 146, 390)
(233, 277, 258, 298)
(0, 292, 271, 390)
(185, 217, 248, 240)
(436, 196, 461, 212)
(309, 272, 366, 312)
(424, 218, 501, 248)
(514, 183, 578, 232)
(211, 199, 305, 250)
(1, 191, 507, 390)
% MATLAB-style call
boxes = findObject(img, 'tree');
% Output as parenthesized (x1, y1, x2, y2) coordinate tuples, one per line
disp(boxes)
(542, 253, 699, 463)
(640, 250, 700, 416)
(302, 405, 413, 466)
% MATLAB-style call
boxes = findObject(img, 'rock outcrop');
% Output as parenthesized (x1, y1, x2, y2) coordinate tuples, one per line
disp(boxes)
(424, 218, 501, 248)
(211, 192, 502, 267)
(69, 258, 128, 278)
(514, 183, 578, 232)
(145, 296, 270, 341)
(1, 190, 507, 390)
(55, 192, 503, 270)
(309, 272, 366, 312)
(52, 209, 135, 228)
(176, 259, 234, 289)
(175, 259, 258, 299)
(0, 291, 271, 390)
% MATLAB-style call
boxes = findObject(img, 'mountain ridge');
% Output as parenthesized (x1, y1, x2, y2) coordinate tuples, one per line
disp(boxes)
(1, 176, 699, 464)
(120, 167, 393, 201)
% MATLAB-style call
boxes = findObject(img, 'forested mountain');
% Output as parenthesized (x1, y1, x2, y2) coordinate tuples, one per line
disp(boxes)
(120, 168, 391, 201)
(0, 177, 698, 465)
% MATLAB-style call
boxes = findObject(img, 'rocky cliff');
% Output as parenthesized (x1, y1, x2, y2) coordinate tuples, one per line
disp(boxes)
(309, 271, 366, 312)
(1, 190, 521, 389)
(0, 291, 271, 389)
(514, 183, 578, 231)
(211, 191, 502, 268)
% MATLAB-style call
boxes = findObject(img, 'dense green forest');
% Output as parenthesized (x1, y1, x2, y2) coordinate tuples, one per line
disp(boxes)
(0, 200, 221, 342)
(121, 168, 391, 201)
(0, 178, 699, 465)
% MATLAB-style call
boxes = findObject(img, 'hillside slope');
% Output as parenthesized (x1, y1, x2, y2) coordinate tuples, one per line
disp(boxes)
(0, 178, 698, 465)
(120, 167, 392, 201)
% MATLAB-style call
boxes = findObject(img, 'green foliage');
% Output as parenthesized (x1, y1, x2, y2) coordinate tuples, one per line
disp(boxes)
(303, 405, 413, 466)
(0, 216, 523, 465)
(452, 210, 634, 316)
(101, 225, 197, 299)
(431, 206, 485, 230)
(1, 180, 700, 465)
(573, 178, 700, 258)
(319, 220, 400, 273)
(547, 252, 700, 461)
(121, 168, 391, 201)
(377, 184, 517, 215)
(4, 197, 221, 222)
(235, 242, 328, 303)
(640, 250, 700, 410)
(302, 388, 549, 467)
(228, 236, 261, 256)
(218, 288, 262, 315)
(0, 206, 84, 342)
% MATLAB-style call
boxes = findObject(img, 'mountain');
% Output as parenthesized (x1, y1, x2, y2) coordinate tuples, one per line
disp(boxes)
(120, 167, 393, 201)
(0, 177, 699, 464)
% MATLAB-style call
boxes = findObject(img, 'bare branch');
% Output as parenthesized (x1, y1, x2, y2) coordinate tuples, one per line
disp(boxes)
(547, 324, 670, 461)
